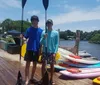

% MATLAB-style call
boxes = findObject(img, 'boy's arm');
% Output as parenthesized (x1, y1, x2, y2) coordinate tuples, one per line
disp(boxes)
(39, 44, 43, 55)
(54, 32, 59, 53)
(24, 29, 29, 39)
(20, 29, 29, 43)
(39, 31, 45, 55)
(40, 31, 46, 45)
(40, 33, 43, 44)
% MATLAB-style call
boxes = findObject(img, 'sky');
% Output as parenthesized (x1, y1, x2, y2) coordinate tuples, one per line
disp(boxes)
(0, 0, 100, 32)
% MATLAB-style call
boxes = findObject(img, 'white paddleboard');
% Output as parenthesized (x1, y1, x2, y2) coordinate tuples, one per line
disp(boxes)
(60, 68, 100, 78)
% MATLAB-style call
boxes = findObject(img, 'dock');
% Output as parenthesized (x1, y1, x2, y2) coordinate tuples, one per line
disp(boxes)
(0, 49, 95, 85)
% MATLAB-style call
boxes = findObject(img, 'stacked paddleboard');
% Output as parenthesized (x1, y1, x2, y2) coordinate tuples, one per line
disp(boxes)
(54, 65, 66, 71)
(54, 48, 76, 71)
(64, 61, 100, 68)
(58, 48, 100, 65)
(58, 48, 100, 68)
(58, 48, 100, 79)
(55, 48, 100, 71)
(60, 68, 100, 78)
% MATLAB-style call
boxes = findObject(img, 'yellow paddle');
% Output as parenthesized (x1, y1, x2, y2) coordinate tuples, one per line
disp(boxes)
(21, 43, 26, 57)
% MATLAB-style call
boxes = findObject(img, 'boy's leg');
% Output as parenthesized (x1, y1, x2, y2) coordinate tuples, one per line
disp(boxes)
(41, 53, 47, 77)
(30, 61, 37, 79)
(25, 61, 30, 84)
(50, 54, 55, 85)
(50, 62, 54, 81)
(50, 61, 54, 81)
(30, 51, 39, 83)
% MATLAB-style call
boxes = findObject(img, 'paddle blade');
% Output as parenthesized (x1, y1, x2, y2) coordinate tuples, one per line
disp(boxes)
(42, 0, 49, 10)
(42, 71, 49, 85)
(16, 71, 23, 85)
(22, 0, 27, 8)
(37, 71, 49, 85)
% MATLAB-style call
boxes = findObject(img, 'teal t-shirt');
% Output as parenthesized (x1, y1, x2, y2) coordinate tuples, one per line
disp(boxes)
(40, 30, 59, 53)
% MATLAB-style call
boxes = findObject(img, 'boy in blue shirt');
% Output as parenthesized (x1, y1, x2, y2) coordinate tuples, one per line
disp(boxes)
(40, 19, 59, 85)
(22, 15, 43, 85)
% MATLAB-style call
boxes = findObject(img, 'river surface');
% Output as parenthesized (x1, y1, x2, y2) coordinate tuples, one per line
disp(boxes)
(60, 40, 100, 59)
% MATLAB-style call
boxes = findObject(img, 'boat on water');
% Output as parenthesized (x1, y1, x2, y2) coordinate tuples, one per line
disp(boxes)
(79, 50, 92, 58)
(79, 50, 98, 60)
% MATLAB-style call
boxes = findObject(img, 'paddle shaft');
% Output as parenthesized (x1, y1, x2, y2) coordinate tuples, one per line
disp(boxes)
(19, 8, 24, 71)
(19, 0, 27, 62)
(16, 0, 27, 84)
(40, 0, 49, 85)
(45, 10, 48, 68)
(20, 8, 24, 60)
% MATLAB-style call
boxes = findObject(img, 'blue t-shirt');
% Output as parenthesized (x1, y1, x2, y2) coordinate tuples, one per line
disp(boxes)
(24, 26, 43, 52)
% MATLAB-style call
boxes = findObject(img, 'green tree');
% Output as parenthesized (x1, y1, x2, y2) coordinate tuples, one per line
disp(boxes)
(89, 33, 100, 44)
(1, 19, 31, 32)
(1, 19, 13, 32)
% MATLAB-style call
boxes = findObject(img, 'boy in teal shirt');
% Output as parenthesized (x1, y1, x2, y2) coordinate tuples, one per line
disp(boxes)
(40, 19, 59, 85)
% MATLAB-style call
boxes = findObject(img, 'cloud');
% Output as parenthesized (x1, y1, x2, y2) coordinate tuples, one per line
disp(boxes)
(52, 1, 78, 13)
(39, 6, 100, 29)
(93, 6, 100, 11)
(0, 0, 21, 8)
(27, 10, 40, 15)
(51, 0, 68, 8)
(54, 4, 77, 11)
(96, 0, 100, 2)
(52, 11, 100, 25)
(52, 6, 100, 25)
(63, 0, 68, 3)
(64, 4, 78, 11)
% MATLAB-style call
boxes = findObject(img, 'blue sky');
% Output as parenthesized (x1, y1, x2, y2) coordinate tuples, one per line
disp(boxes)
(0, 0, 100, 32)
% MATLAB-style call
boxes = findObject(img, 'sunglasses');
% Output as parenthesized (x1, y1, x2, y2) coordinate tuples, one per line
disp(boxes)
(46, 22, 52, 24)
(31, 19, 39, 22)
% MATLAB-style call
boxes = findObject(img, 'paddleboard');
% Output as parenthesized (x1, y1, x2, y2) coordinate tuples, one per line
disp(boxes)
(58, 48, 75, 56)
(93, 77, 100, 84)
(64, 62, 100, 68)
(60, 68, 100, 78)
(54, 65, 66, 71)
(59, 48, 100, 64)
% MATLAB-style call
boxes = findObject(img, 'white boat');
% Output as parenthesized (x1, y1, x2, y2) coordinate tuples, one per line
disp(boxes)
(79, 50, 92, 57)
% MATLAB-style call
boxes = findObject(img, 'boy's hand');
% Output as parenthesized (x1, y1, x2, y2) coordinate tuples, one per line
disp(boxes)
(39, 45, 43, 56)
(43, 33, 48, 39)
(20, 34, 23, 38)
(53, 53, 56, 57)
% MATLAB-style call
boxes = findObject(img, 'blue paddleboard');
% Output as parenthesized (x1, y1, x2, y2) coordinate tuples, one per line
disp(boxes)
(64, 62, 100, 68)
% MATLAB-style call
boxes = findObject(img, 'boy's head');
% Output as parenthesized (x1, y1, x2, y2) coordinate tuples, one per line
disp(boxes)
(31, 15, 39, 27)
(46, 19, 53, 28)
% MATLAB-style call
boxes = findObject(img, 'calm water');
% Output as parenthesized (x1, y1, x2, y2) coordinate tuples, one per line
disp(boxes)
(60, 40, 100, 59)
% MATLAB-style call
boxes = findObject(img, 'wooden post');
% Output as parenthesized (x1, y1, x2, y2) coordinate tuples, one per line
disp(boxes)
(75, 30, 80, 55)
(58, 29, 60, 46)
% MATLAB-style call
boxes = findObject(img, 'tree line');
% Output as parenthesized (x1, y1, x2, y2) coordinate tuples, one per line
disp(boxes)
(60, 30, 100, 44)
(0, 18, 31, 33)
(0, 19, 100, 44)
